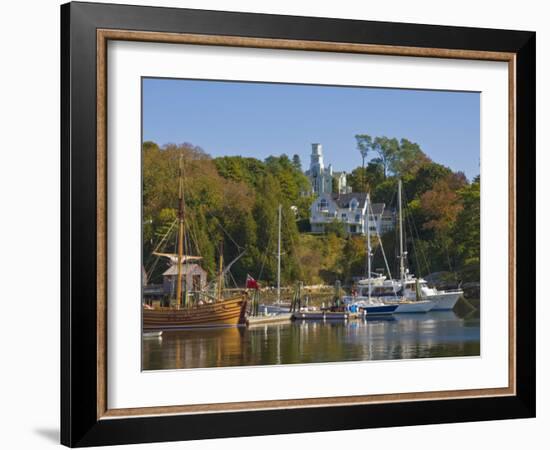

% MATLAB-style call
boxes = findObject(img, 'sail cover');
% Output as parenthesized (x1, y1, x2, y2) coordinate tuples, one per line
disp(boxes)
(153, 252, 203, 264)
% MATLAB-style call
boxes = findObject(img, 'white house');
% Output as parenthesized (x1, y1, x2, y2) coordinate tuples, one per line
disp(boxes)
(304, 143, 352, 195)
(310, 193, 393, 235)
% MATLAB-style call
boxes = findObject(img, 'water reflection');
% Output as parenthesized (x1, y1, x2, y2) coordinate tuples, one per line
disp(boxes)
(142, 311, 480, 370)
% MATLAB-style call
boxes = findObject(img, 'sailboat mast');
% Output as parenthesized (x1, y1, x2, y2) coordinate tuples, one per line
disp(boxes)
(366, 194, 372, 301)
(176, 154, 185, 308)
(277, 204, 282, 304)
(398, 179, 405, 285)
(217, 242, 224, 300)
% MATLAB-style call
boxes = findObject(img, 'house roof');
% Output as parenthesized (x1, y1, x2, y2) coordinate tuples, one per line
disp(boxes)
(163, 263, 207, 276)
(316, 193, 386, 215)
(330, 193, 368, 209)
(370, 203, 385, 215)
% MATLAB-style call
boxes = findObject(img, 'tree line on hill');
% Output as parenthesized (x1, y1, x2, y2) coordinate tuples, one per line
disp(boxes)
(142, 136, 479, 288)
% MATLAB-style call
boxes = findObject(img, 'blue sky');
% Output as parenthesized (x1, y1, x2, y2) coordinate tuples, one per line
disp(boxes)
(143, 78, 480, 180)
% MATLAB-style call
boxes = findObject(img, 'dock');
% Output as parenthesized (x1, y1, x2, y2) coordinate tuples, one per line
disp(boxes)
(247, 313, 293, 326)
(292, 311, 361, 321)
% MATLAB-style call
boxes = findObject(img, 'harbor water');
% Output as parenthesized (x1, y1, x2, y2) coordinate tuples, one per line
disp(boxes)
(142, 310, 480, 370)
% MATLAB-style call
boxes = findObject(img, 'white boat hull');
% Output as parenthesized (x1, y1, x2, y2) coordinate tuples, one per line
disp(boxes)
(428, 291, 462, 311)
(392, 300, 434, 313)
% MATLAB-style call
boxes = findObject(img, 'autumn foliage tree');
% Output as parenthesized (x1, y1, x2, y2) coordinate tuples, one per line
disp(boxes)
(143, 142, 311, 287)
(143, 135, 480, 288)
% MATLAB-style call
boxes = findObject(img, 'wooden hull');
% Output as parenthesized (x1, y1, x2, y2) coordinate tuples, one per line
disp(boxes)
(143, 295, 247, 330)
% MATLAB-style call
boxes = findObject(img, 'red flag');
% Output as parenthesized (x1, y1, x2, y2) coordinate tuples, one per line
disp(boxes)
(246, 274, 259, 290)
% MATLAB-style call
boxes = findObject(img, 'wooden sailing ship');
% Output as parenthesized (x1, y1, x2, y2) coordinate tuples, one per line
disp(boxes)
(143, 155, 248, 330)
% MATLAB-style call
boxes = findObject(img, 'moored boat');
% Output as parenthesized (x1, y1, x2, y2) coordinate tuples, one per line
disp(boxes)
(395, 272, 463, 311)
(143, 294, 247, 330)
(142, 154, 247, 330)
(143, 331, 163, 338)
(348, 278, 435, 313)
(347, 180, 463, 313)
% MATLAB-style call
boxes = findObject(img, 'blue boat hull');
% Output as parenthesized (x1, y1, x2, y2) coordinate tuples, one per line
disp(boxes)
(362, 305, 398, 315)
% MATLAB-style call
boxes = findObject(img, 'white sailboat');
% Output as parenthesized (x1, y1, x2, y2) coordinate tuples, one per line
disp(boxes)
(385, 180, 436, 312)
(344, 181, 436, 313)
(342, 194, 398, 315)
(360, 179, 463, 312)
(394, 178, 463, 311)
(259, 204, 293, 315)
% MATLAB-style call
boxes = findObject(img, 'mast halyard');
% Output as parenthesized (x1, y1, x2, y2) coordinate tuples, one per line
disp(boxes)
(398, 179, 405, 287)
(277, 204, 282, 304)
(176, 154, 185, 308)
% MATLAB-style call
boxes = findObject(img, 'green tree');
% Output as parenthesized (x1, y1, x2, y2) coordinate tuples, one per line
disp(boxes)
(452, 177, 480, 282)
(372, 136, 400, 178)
(339, 236, 367, 283)
(292, 154, 302, 171)
(404, 162, 453, 201)
(392, 138, 431, 176)
(355, 134, 374, 190)
(347, 161, 385, 193)
(142, 138, 480, 288)
(324, 219, 347, 238)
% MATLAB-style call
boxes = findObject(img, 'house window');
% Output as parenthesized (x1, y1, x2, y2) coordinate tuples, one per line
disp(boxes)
(350, 199, 357, 210)
(355, 214, 361, 222)
(318, 198, 328, 211)
(350, 225, 357, 233)
(341, 213, 347, 220)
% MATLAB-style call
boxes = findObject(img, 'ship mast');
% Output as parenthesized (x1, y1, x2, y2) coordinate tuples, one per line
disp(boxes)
(398, 179, 405, 287)
(277, 204, 282, 304)
(176, 154, 185, 308)
(366, 194, 372, 301)
(217, 242, 224, 300)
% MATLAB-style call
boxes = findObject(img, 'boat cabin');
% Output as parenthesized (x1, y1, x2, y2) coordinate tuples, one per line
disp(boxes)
(162, 263, 207, 296)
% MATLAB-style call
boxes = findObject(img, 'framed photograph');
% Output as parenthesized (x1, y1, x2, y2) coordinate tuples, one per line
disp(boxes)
(61, 1, 535, 447)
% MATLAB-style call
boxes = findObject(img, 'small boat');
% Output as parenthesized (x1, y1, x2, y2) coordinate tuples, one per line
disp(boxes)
(143, 331, 163, 338)
(247, 313, 292, 326)
(260, 302, 291, 314)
